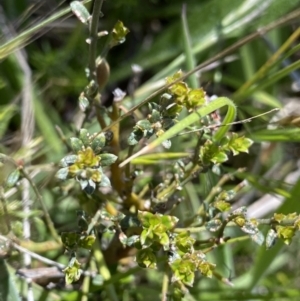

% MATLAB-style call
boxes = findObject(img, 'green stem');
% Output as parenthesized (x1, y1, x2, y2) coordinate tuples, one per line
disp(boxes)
(19, 167, 61, 243)
(93, 240, 119, 301)
(81, 272, 91, 301)
(88, 0, 104, 83)
(0, 187, 11, 233)
(87, 209, 102, 235)
(161, 270, 169, 301)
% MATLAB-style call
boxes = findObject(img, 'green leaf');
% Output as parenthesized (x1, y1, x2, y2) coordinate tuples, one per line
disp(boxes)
(160, 214, 179, 231)
(99, 174, 111, 187)
(276, 225, 296, 245)
(231, 206, 247, 217)
(200, 140, 228, 165)
(78, 234, 96, 249)
(240, 220, 259, 235)
(206, 219, 222, 232)
(250, 231, 264, 246)
(61, 232, 80, 250)
(136, 119, 152, 131)
(266, 229, 277, 249)
(140, 229, 150, 246)
(169, 82, 188, 101)
(213, 200, 231, 212)
(211, 151, 228, 164)
(6, 169, 20, 188)
(0, 258, 22, 301)
(59, 155, 78, 167)
(226, 133, 253, 155)
(170, 258, 196, 287)
(63, 257, 82, 284)
(91, 133, 106, 154)
(55, 167, 69, 180)
(70, 137, 84, 153)
(186, 88, 206, 109)
(70, 1, 91, 24)
(79, 128, 90, 147)
(79, 94, 90, 111)
(119, 234, 140, 247)
(159, 232, 170, 250)
(138, 211, 156, 228)
(174, 232, 195, 255)
(165, 70, 184, 84)
(198, 260, 216, 278)
(127, 132, 141, 145)
(136, 248, 157, 269)
(99, 153, 118, 166)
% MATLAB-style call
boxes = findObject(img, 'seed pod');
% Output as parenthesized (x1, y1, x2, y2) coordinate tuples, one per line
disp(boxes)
(96, 57, 110, 90)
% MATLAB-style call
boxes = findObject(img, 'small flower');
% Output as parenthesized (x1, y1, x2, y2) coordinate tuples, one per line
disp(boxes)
(56, 130, 117, 194)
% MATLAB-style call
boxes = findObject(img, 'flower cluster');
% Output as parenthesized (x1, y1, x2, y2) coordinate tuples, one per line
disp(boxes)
(56, 129, 117, 194)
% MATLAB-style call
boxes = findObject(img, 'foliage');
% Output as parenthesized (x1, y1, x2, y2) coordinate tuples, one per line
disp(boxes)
(1, 0, 300, 300)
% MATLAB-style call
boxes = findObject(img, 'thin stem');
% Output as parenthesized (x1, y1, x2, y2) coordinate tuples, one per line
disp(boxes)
(93, 240, 119, 301)
(81, 272, 91, 301)
(87, 209, 102, 235)
(0, 155, 60, 243)
(0, 187, 11, 233)
(88, 0, 104, 83)
(161, 271, 169, 301)
(55, 125, 72, 151)
(19, 167, 60, 243)
(0, 234, 95, 277)
(0, 234, 64, 269)
(177, 108, 279, 137)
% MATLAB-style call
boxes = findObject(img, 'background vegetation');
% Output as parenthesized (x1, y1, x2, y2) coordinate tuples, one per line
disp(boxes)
(1, 0, 300, 300)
